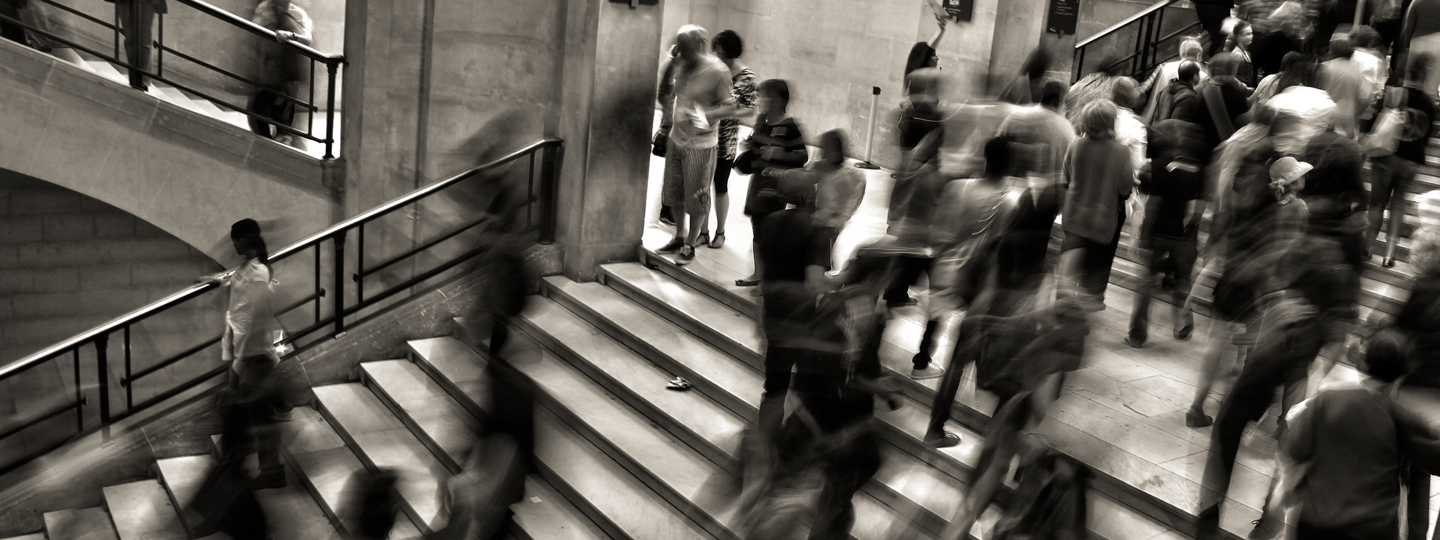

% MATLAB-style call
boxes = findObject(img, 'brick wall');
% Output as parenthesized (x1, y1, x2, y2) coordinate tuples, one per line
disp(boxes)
(0, 174, 223, 364)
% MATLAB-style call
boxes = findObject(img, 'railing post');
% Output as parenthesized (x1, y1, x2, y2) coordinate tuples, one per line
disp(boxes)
(156, 13, 163, 78)
(94, 334, 110, 426)
(1073, 48, 1084, 84)
(332, 231, 346, 337)
(324, 61, 338, 159)
(539, 144, 559, 245)
(123, 326, 132, 410)
(73, 349, 84, 433)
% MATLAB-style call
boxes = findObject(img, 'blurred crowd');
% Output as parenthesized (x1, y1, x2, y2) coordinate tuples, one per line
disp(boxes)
(652, 0, 1440, 538)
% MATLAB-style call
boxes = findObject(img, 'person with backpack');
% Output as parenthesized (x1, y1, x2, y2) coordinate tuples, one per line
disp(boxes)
(1365, 56, 1438, 267)
(1152, 61, 1204, 124)
(1126, 119, 1211, 348)
(1194, 53, 1251, 147)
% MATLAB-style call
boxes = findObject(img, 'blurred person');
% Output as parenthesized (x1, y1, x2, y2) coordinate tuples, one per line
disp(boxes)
(1127, 119, 1211, 348)
(1366, 57, 1439, 267)
(898, 68, 945, 154)
(656, 45, 678, 227)
(1349, 26, 1386, 106)
(734, 79, 807, 289)
(1371, 0, 1414, 66)
(103, 0, 166, 90)
(1278, 328, 1440, 540)
(188, 365, 282, 539)
(1112, 77, 1149, 170)
(1300, 130, 1368, 267)
(1193, 0, 1235, 57)
(997, 81, 1076, 187)
(346, 468, 403, 540)
(1401, 0, 1440, 97)
(249, 0, 313, 144)
(940, 299, 1089, 540)
(1156, 61, 1203, 124)
(1250, 51, 1304, 107)
(656, 24, 742, 266)
(1066, 53, 1128, 124)
(1058, 100, 1134, 310)
(922, 136, 1028, 447)
(1305, 0, 1359, 56)
(1396, 223, 1440, 540)
(1194, 52, 1251, 147)
(1222, 19, 1257, 87)
(696, 29, 758, 250)
(767, 130, 865, 231)
(0, 0, 22, 45)
(1139, 38, 1208, 121)
(1320, 39, 1369, 138)
(200, 219, 280, 391)
(1247, 2, 1305, 80)
(997, 47, 1052, 106)
(1268, 61, 1337, 156)
(432, 356, 533, 540)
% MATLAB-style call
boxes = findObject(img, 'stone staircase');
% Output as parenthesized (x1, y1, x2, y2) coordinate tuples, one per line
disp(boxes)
(45, 47, 337, 160)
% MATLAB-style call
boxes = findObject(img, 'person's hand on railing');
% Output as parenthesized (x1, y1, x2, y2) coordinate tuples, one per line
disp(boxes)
(275, 30, 296, 43)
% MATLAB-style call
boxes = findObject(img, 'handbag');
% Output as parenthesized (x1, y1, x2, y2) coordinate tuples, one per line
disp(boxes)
(651, 129, 668, 158)
(1361, 87, 1408, 157)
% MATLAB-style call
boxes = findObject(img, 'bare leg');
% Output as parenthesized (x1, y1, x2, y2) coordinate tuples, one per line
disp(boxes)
(687, 211, 704, 246)
(714, 193, 730, 236)
(670, 205, 687, 243)
(743, 242, 763, 281)
(1385, 189, 1408, 262)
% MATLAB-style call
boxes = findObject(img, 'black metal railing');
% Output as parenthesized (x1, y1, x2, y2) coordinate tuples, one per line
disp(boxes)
(0, 0, 344, 158)
(1072, 0, 1202, 84)
(0, 138, 562, 477)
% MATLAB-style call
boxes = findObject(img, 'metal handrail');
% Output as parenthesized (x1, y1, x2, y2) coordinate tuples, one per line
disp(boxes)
(171, 0, 341, 64)
(0, 138, 563, 476)
(1074, 0, 1178, 50)
(1, 138, 562, 381)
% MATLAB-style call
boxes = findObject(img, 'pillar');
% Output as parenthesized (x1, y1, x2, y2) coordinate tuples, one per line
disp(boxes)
(554, 0, 664, 281)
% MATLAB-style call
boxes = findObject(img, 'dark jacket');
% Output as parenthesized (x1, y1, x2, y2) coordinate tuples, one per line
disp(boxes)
(1162, 80, 1200, 123)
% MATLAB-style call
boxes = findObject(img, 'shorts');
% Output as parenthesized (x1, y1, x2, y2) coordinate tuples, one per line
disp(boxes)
(661, 140, 718, 216)
(714, 156, 734, 195)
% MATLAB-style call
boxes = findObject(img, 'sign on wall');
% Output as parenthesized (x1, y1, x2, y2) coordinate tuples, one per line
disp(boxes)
(1047, 0, 1081, 35)
(942, 0, 973, 22)
(609, 0, 659, 7)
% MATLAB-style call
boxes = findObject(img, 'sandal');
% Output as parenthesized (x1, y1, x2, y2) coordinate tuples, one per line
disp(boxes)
(735, 278, 760, 287)
(696, 231, 710, 248)
(709, 231, 726, 249)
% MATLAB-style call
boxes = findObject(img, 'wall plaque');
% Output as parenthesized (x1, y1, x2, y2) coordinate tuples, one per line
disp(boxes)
(1047, 0, 1081, 35)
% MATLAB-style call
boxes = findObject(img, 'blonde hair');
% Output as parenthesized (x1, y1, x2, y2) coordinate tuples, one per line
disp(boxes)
(1180, 38, 1203, 60)
(1079, 99, 1118, 140)
(1413, 227, 1440, 277)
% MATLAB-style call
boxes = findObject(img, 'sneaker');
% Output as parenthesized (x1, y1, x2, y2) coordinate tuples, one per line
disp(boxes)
(657, 237, 684, 253)
(1174, 324, 1193, 341)
(1247, 516, 1283, 540)
(911, 365, 945, 380)
(923, 431, 962, 448)
(709, 231, 726, 249)
(659, 215, 676, 226)
(677, 244, 695, 265)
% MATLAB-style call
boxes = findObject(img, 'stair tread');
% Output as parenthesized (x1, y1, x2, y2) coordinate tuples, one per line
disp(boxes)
(511, 476, 610, 540)
(360, 359, 480, 470)
(312, 384, 449, 534)
(150, 82, 209, 115)
(518, 295, 748, 462)
(43, 507, 118, 540)
(601, 263, 763, 355)
(498, 340, 738, 526)
(637, 240, 1266, 538)
(408, 337, 489, 402)
(279, 406, 423, 539)
(534, 406, 717, 539)
(101, 480, 188, 540)
(0, 534, 47, 540)
(174, 87, 229, 117)
(157, 454, 342, 540)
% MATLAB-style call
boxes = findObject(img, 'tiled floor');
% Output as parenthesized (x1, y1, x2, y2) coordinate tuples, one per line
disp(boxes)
(640, 127, 1440, 531)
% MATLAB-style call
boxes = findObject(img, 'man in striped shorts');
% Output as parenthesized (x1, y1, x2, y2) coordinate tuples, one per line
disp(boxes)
(657, 25, 740, 264)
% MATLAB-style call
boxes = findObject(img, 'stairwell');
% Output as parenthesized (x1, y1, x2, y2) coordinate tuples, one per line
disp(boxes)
(0, 174, 223, 364)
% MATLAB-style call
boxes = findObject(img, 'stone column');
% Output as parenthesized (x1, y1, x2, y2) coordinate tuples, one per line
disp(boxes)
(554, 0, 665, 281)
(987, 0, 1049, 94)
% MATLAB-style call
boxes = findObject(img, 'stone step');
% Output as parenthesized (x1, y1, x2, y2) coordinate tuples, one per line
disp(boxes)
(276, 406, 423, 539)
(156, 453, 341, 540)
(622, 252, 1267, 539)
(358, 359, 481, 474)
(151, 82, 210, 116)
(529, 280, 1017, 538)
(414, 334, 931, 540)
(554, 272, 1190, 540)
(405, 336, 490, 422)
(0, 534, 46, 540)
(310, 384, 449, 535)
(508, 475, 610, 540)
(100, 480, 187, 540)
(43, 507, 118, 540)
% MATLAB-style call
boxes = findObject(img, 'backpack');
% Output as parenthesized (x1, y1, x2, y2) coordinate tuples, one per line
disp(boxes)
(992, 450, 1090, 540)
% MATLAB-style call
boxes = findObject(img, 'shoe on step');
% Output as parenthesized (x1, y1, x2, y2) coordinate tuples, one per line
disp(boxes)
(696, 231, 710, 248)
(677, 244, 696, 265)
(1124, 336, 1144, 348)
(1247, 515, 1283, 540)
(709, 231, 726, 249)
(911, 365, 945, 380)
(657, 237, 684, 253)
(923, 431, 962, 448)
(1185, 409, 1214, 428)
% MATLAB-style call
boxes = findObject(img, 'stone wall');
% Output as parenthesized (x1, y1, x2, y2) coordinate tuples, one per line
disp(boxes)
(657, 0, 1001, 170)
